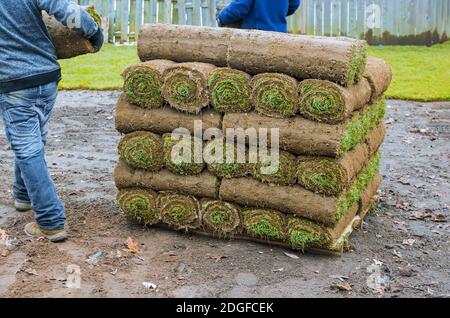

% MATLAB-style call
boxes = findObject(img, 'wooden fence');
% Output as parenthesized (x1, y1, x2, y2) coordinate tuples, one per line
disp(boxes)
(76, 0, 449, 45)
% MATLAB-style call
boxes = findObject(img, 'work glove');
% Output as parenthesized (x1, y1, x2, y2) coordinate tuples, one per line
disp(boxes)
(89, 28, 104, 52)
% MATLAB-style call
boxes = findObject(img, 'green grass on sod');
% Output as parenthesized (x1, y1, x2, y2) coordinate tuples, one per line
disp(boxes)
(60, 42, 450, 101)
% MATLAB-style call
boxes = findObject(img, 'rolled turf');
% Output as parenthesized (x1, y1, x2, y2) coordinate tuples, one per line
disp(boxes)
(220, 153, 381, 226)
(296, 124, 385, 195)
(138, 24, 367, 86)
(201, 200, 242, 236)
(162, 62, 217, 113)
(163, 133, 205, 175)
(242, 209, 287, 241)
(208, 68, 252, 113)
(118, 131, 164, 171)
(364, 57, 393, 103)
(117, 188, 160, 226)
(43, 6, 101, 59)
(158, 192, 201, 230)
(122, 60, 175, 108)
(253, 151, 297, 185)
(115, 94, 221, 135)
(206, 140, 254, 178)
(251, 73, 299, 118)
(114, 160, 218, 198)
(298, 78, 372, 124)
(356, 173, 382, 227)
(222, 99, 387, 157)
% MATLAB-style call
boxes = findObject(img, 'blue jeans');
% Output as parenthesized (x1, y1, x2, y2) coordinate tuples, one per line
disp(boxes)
(0, 82, 65, 230)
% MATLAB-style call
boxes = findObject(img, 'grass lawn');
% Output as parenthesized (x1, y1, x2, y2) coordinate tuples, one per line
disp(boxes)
(60, 42, 450, 101)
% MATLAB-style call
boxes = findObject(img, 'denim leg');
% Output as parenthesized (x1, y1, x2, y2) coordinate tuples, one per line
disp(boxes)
(0, 82, 65, 230)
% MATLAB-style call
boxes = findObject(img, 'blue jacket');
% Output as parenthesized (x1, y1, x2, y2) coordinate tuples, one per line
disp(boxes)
(218, 0, 301, 33)
(0, 0, 98, 93)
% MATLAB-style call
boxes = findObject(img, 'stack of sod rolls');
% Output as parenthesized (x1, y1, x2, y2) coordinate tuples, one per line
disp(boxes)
(114, 24, 392, 255)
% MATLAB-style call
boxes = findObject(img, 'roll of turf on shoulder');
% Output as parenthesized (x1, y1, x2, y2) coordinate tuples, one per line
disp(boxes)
(118, 131, 163, 171)
(43, 6, 102, 59)
(201, 200, 241, 236)
(251, 73, 298, 118)
(163, 133, 205, 175)
(122, 60, 175, 108)
(288, 218, 332, 252)
(220, 153, 381, 226)
(158, 193, 201, 230)
(242, 209, 287, 241)
(114, 94, 221, 134)
(162, 62, 217, 113)
(208, 68, 252, 113)
(222, 99, 387, 157)
(117, 188, 160, 226)
(298, 78, 372, 124)
(114, 160, 218, 199)
(364, 57, 393, 103)
(206, 140, 254, 178)
(138, 24, 234, 65)
(253, 151, 297, 185)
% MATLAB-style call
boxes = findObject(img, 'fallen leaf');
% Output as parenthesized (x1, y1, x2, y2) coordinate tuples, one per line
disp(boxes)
(209, 255, 227, 262)
(402, 239, 416, 246)
(126, 237, 141, 253)
(283, 251, 299, 259)
(0, 229, 8, 242)
(331, 281, 352, 292)
(432, 214, 447, 223)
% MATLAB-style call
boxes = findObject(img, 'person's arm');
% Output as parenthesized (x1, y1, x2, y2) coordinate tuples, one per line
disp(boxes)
(218, 0, 254, 26)
(287, 0, 301, 16)
(36, 0, 103, 51)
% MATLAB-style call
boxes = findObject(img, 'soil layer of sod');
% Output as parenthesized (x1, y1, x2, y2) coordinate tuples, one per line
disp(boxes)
(163, 133, 205, 175)
(201, 199, 242, 236)
(158, 192, 201, 230)
(122, 60, 175, 108)
(115, 94, 221, 134)
(118, 131, 164, 171)
(208, 68, 252, 113)
(220, 153, 381, 226)
(162, 62, 216, 113)
(223, 99, 387, 157)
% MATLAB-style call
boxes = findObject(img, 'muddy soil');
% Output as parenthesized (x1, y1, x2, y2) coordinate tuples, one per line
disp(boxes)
(0, 91, 448, 298)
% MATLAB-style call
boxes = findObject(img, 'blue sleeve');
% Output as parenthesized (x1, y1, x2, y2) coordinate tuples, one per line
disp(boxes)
(218, 0, 255, 26)
(36, 0, 98, 38)
(288, 0, 301, 16)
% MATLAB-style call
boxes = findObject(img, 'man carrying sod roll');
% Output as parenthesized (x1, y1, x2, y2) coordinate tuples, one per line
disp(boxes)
(0, 0, 104, 242)
(217, 0, 301, 32)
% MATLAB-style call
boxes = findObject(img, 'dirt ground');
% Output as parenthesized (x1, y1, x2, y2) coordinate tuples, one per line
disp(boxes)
(0, 91, 448, 298)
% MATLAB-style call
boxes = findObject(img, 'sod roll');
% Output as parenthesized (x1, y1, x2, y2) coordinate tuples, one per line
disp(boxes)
(206, 140, 254, 178)
(208, 68, 252, 113)
(298, 78, 372, 124)
(364, 57, 393, 103)
(228, 30, 366, 86)
(251, 73, 299, 118)
(138, 24, 367, 86)
(201, 200, 242, 236)
(118, 131, 163, 171)
(242, 209, 287, 241)
(44, 6, 101, 59)
(222, 99, 387, 157)
(296, 124, 385, 195)
(358, 173, 382, 223)
(158, 192, 201, 230)
(162, 133, 205, 175)
(220, 153, 381, 226)
(117, 188, 160, 226)
(253, 151, 297, 186)
(138, 24, 233, 65)
(115, 94, 221, 134)
(114, 160, 218, 198)
(122, 60, 175, 108)
(162, 62, 217, 113)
